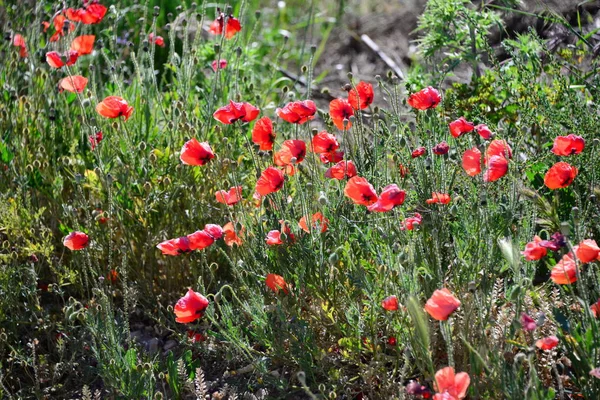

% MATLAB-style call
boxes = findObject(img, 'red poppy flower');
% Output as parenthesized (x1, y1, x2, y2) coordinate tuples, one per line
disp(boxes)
(251, 116, 275, 151)
(522, 236, 547, 261)
(174, 288, 209, 323)
(46, 50, 79, 69)
(187, 330, 206, 343)
(411, 147, 426, 158)
(381, 295, 399, 311)
(483, 155, 508, 182)
(299, 212, 329, 233)
(63, 231, 89, 250)
(550, 254, 578, 284)
(401, 213, 422, 231)
(407, 87, 441, 110)
(215, 186, 242, 206)
(312, 131, 339, 154)
(325, 160, 358, 180)
(179, 139, 214, 166)
(275, 140, 307, 165)
(520, 313, 537, 331)
(274, 153, 297, 176)
(320, 151, 344, 164)
(266, 222, 295, 245)
(187, 224, 223, 251)
(265, 273, 288, 294)
(426, 192, 451, 205)
(398, 164, 410, 178)
(348, 81, 374, 110)
(544, 162, 578, 190)
(255, 167, 285, 196)
(367, 184, 406, 212)
(551, 134, 585, 156)
(461, 147, 482, 176)
(89, 132, 103, 150)
(266, 230, 284, 245)
(475, 124, 492, 140)
(574, 239, 600, 263)
(59, 75, 88, 93)
(13, 34, 27, 58)
(49, 14, 76, 42)
(211, 59, 227, 72)
(107, 269, 118, 284)
(276, 100, 317, 124)
(535, 336, 559, 351)
(344, 176, 377, 206)
(486, 139, 512, 160)
(71, 35, 95, 55)
(449, 117, 475, 138)
(433, 367, 470, 400)
(213, 100, 260, 124)
(96, 96, 134, 120)
(157, 237, 192, 256)
(387, 336, 397, 346)
(433, 141, 449, 155)
(209, 13, 242, 39)
(148, 33, 165, 47)
(329, 98, 354, 130)
(591, 299, 600, 318)
(223, 222, 243, 247)
(66, 4, 107, 24)
(424, 288, 460, 321)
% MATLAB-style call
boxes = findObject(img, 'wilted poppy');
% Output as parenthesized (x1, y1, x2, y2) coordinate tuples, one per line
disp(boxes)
(522, 236, 547, 261)
(59, 75, 88, 93)
(348, 81, 374, 110)
(544, 162, 578, 190)
(96, 96, 133, 120)
(574, 239, 600, 263)
(520, 313, 537, 331)
(312, 131, 339, 154)
(255, 167, 285, 196)
(539, 232, 566, 251)
(329, 98, 354, 130)
(381, 295, 399, 311)
(433, 141, 449, 155)
(66, 3, 108, 24)
(411, 147, 426, 158)
(462, 147, 482, 176)
(299, 212, 329, 233)
(215, 186, 242, 206)
(213, 100, 260, 124)
(148, 33, 165, 47)
(13, 34, 27, 58)
(552, 134, 585, 156)
(251, 116, 275, 151)
(211, 59, 227, 72)
(89, 132, 103, 150)
(71, 35, 95, 55)
(550, 254, 578, 284)
(209, 12, 242, 39)
(223, 222, 243, 246)
(276, 100, 317, 124)
(157, 237, 192, 256)
(475, 124, 492, 140)
(486, 139, 512, 160)
(275, 140, 307, 165)
(449, 117, 474, 138)
(401, 213, 422, 231)
(367, 184, 406, 212)
(535, 336, 559, 350)
(180, 139, 214, 166)
(344, 176, 377, 206)
(64, 231, 89, 250)
(46, 50, 79, 68)
(433, 367, 470, 400)
(325, 160, 358, 180)
(407, 87, 441, 110)
(320, 150, 344, 164)
(266, 273, 288, 294)
(174, 288, 209, 323)
(424, 288, 460, 321)
(426, 192, 451, 205)
(483, 155, 509, 182)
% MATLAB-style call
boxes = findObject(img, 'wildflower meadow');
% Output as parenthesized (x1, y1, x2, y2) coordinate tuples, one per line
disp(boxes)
(2, 0, 600, 398)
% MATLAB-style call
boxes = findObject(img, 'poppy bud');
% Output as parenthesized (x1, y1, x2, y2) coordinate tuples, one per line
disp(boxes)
(468, 281, 476, 292)
(318, 192, 328, 205)
(399, 251, 407, 262)
(225, 5, 233, 14)
(424, 157, 432, 169)
(149, 152, 157, 162)
(255, 10, 261, 19)
(560, 222, 570, 236)
(571, 206, 580, 221)
(301, 65, 308, 73)
(143, 182, 152, 192)
(33, 160, 41, 169)
(590, 194, 596, 203)
(321, 87, 330, 95)
(328, 252, 339, 264)
(235, 47, 242, 56)
(347, 72, 353, 79)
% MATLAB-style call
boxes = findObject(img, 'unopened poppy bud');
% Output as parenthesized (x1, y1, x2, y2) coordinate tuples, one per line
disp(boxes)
(594, 138, 600, 146)
(282, 86, 289, 93)
(347, 72, 353, 80)
(424, 157, 432, 169)
(311, 128, 319, 136)
(32, 160, 41, 169)
(348, 115, 355, 123)
(255, 10, 261, 19)
(536, 312, 546, 326)
(399, 137, 406, 148)
(321, 87, 330, 95)
(149, 152, 157, 162)
(157, 372, 165, 381)
(301, 65, 308, 73)
(590, 194, 596, 203)
(235, 47, 242, 56)
(318, 192, 328, 205)
(143, 182, 152, 192)
(225, 5, 233, 14)
(163, 176, 171, 186)
(375, 74, 381, 81)
(449, 204, 458, 215)
(153, 6, 160, 16)
(571, 206, 579, 220)
(342, 84, 352, 91)
(560, 221, 570, 236)
(328, 252, 339, 264)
